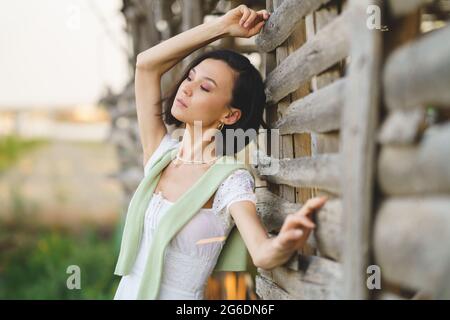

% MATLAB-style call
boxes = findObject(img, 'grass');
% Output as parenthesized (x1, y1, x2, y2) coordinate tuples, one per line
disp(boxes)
(0, 223, 122, 299)
(0, 135, 48, 174)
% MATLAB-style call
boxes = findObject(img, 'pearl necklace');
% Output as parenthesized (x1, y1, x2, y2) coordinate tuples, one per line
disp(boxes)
(174, 148, 218, 165)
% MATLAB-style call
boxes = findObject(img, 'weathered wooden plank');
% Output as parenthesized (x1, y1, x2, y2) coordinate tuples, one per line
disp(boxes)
(388, 0, 431, 17)
(255, 188, 342, 260)
(255, 188, 299, 233)
(314, 198, 342, 261)
(264, 9, 351, 104)
(311, 132, 340, 156)
(310, 1, 342, 91)
(377, 108, 425, 145)
(374, 197, 450, 294)
(378, 124, 450, 195)
(309, 3, 342, 160)
(273, 0, 301, 224)
(340, 0, 383, 300)
(287, 6, 315, 256)
(255, 275, 294, 299)
(254, 187, 319, 252)
(253, 151, 340, 193)
(273, 78, 345, 134)
(256, 0, 332, 52)
(384, 24, 450, 110)
(258, 255, 342, 299)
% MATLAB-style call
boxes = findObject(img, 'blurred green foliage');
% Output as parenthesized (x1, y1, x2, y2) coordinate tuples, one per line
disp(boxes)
(0, 135, 48, 173)
(0, 224, 121, 299)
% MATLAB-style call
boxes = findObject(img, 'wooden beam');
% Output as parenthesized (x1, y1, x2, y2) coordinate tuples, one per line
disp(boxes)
(308, 2, 343, 160)
(374, 197, 450, 294)
(264, 9, 351, 104)
(288, 15, 314, 255)
(314, 198, 342, 261)
(377, 108, 425, 145)
(255, 188, 343, 260)
(255, 275, 294, 299)
(258, 255, 342, 299)
(256, 0, 332, 52)
(253, 151, 341, 193)
(378, 124, 450, 196)
(273, 78, 345, 134)
(383, 25, 450, 110)
(273, 0, 298, 223)
(255, 188, 299, 233)
(340, 0, 383, 300)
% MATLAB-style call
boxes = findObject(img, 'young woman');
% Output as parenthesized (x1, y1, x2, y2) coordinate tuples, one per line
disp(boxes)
(114, 4, 327, 300)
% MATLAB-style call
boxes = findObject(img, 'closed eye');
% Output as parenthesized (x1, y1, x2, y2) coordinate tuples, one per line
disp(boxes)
(186, 76, 210, 92)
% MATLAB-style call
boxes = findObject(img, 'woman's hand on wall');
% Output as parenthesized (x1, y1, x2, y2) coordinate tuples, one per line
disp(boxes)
(273, 196, 328, 255)
(220, 4, 270, 38)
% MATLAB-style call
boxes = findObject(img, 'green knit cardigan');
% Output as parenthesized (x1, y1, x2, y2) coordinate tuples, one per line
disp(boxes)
(114, 146, 256, 299)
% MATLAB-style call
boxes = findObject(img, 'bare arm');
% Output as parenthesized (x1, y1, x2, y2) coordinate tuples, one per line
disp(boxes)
(230, 196, 327, 270)
(134, 5, 269, 166)
(135, 19, 228, 167)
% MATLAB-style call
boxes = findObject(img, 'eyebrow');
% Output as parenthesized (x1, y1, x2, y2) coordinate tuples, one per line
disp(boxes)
(191, 68, 218, 87)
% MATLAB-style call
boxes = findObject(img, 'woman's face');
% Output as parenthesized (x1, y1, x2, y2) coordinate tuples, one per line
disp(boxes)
(171, 58, 241, 129)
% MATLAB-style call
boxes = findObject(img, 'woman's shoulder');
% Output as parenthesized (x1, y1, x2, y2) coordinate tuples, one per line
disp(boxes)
(144, 132, 180, 176)
(221, 168, 255, 191)
(212, 167, 257, 231)
(214, 169, 256, 211)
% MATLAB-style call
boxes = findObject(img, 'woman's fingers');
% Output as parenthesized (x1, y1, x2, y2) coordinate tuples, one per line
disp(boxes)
(298, 196, 327, 217)
(277, 229, 304, 248)
(257, 9, 270, 20)
(239, 6, 251, 26)
(284, 213, 316, 230)
(244, 10, 258, 27)
(253, 20, 266, 32)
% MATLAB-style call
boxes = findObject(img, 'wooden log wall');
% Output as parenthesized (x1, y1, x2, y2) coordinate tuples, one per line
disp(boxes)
(373, 0, 450, 300)
(253, 0, 450, 300)
(254, 0, 348, 300)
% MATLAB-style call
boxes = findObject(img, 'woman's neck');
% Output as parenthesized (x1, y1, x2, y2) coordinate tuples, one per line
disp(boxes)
(177, 123, 218, 164)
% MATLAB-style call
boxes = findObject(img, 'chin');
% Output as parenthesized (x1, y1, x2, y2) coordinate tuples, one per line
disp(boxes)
(171, 106, 188, 123)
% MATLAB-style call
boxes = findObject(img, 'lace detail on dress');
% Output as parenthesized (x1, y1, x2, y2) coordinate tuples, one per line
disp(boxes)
(142, 132, 258, 234)
(212, 169, 257, 234)
(161, 247, 218, 298)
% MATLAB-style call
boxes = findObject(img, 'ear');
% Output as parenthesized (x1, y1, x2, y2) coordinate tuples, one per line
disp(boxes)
(223, 106, 242, 126)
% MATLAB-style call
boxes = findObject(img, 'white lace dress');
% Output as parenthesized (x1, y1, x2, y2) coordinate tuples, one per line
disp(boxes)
(114, 133, 257, 300)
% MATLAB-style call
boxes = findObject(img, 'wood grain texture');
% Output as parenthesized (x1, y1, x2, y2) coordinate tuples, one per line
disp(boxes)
(374, 197, 450, 294)
(253, 150, 341, 193)
(378, 124, 450, 195)
(264, 9, 351, 104)
(256, 0, 332, 52)
(340, 0, 383, 300)
(273, 78, 345, 134)
(258, 255, 342, 299)
(255, 188, 342, 260)
(384, 25, 450, 110)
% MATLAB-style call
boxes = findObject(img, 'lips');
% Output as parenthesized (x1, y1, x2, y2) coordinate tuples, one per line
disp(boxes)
(176, 98, 188, 108)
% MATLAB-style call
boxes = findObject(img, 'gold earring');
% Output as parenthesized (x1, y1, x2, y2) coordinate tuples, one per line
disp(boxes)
(218, 122, 224, 130)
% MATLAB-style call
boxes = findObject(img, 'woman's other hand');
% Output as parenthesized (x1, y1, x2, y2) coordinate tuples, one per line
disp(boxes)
(220, 4, 270, 38)
(274, 196, 328, 254)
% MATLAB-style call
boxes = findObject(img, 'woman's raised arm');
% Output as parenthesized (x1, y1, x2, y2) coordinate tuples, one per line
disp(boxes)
(134, 5, 269, 167)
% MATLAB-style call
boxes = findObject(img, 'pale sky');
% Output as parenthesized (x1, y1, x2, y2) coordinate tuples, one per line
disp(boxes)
(0, 0, 130, 109)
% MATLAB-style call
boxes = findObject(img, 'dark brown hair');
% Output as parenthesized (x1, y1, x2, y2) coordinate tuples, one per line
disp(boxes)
(156, 49, 268, 156)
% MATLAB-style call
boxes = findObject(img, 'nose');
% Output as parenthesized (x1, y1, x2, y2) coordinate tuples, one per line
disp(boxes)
(182, 83, 193, 97)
